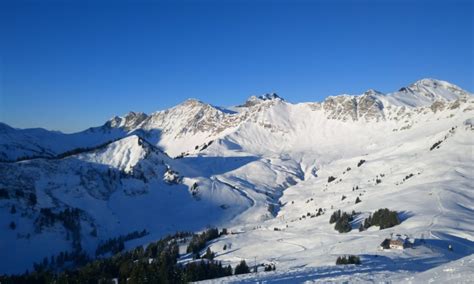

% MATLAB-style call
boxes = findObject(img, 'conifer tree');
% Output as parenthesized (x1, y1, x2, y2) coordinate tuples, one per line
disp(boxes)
(234, 260, 250, 275)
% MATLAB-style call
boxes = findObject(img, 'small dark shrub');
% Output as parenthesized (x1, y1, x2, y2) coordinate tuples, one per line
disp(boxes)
(336, 255, 361, 265)
(357, 160, 366, 167)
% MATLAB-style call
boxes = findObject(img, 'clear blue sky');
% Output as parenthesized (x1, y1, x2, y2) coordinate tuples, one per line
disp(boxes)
(1, 0, 472, 133)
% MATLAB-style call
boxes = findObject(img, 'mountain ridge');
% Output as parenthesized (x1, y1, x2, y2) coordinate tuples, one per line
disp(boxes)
(0, 78, 473, 277)
(1, 78, 471, 161)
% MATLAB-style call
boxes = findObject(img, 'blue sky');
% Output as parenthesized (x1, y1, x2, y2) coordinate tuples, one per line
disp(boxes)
(1, 0, 472, 132)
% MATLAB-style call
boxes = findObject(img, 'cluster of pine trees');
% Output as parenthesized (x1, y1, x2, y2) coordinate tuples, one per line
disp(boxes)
(186, 228, 220, 258)
(95, 229, 149, 256)
(329, 210, 358, 233)
(336, 255, 361, 265)
(6, 191, 38, 230)
(183, 260, 232, 282)
(35, 208, 81, 232)
(35, 207, 83, 252)
(0, 231, 254, 283)
(361, 208, 400, 230)
(32, 250, 90, 274)
(0, 189, 37, 205)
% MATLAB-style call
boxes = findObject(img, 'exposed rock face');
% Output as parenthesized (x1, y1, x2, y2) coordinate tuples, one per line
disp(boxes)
(239, 93, 283, 108)
(163, 167, 181, 184)
(1, 79, 472, 160)
(106, 112, 148, 131)
(430, 101, 446, 113)
(323, 95, 358, 121)
(358, 92, 385, 121)
(320, 79, 472, 122)
(142, 99, 250, 140)
(322, 91, 385, 121)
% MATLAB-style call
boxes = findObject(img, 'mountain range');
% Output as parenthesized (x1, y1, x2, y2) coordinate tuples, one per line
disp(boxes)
(0, 78, 473, 282)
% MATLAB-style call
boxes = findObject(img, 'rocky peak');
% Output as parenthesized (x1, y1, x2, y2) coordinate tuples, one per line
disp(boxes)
(409, 78, 455, 89)
(124, 111, 147, 120)
(240, 93, 283, 107)
(179, 98, 205, 107)
(322, 95, 358, 121)
(394, 78, 469, 106)
(322, 92, 385, 122)
(105, 112, 148, 131)
(363, 89, 384, 97)
(257, 93, 283, 101)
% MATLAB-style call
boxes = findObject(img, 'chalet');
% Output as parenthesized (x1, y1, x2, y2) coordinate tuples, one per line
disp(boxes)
(380, 238, 407, 250)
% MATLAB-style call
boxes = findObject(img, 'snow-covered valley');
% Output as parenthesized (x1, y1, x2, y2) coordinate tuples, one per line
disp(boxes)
(0, 78, 473, 282)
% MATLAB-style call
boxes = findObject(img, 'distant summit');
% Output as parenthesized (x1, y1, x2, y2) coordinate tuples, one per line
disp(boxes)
(239, 93, 283, 107)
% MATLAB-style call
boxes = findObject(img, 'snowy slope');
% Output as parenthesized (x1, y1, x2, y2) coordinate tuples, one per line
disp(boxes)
(188, 92, 473, 282)
(2, 78, 469, 161)
(0, 132, 293, 274)
(197, 112, 474, 282)
(0, 122, 127, 161)
(0, 78, 473, 280)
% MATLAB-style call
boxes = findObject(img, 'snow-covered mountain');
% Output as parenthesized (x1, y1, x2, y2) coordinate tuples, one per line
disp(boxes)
(0, 78, 473, 281)
(1, 79, 469, 161)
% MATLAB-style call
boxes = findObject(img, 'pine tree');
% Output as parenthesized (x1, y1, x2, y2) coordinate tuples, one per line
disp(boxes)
(28, 193, 37, 206)
(9, 221, 16, 230)
(364, 214, 372, 229)
(10, 205, 16, 214)
(329, 210, 341, 224)
(334, 214, 352, 233)
(203, 247, 215, 260)
(0, 189, 9, 199)
(234, 260, 250, 275)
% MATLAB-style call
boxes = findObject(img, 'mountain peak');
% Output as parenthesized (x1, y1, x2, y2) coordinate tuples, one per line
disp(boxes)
(180, 98, 205, 107)
(76, 135, 155, 173)
(240, 93, 283, 107)
(363, 89, 384, 96)
(391, 78, 470, 107)
(257, 93, 283, 101)
(412, 78, 450, 88)
(398, 78, 465, 93)
(124, 111, 147, 119)
(105, 111, 148, 130)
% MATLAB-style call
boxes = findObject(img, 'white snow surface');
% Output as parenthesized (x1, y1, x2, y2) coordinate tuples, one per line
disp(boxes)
(0, 78, 473, 282)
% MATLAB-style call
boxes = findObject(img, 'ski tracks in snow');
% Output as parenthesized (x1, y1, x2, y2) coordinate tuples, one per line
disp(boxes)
(276, 238, 307, 252)
(213, 177, 256, 208)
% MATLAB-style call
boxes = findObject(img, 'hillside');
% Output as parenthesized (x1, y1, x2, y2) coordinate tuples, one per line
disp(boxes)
(0, 78, 473, 281)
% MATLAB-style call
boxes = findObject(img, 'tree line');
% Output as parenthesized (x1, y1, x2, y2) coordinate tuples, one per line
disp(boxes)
(0, 231, 255, 283)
